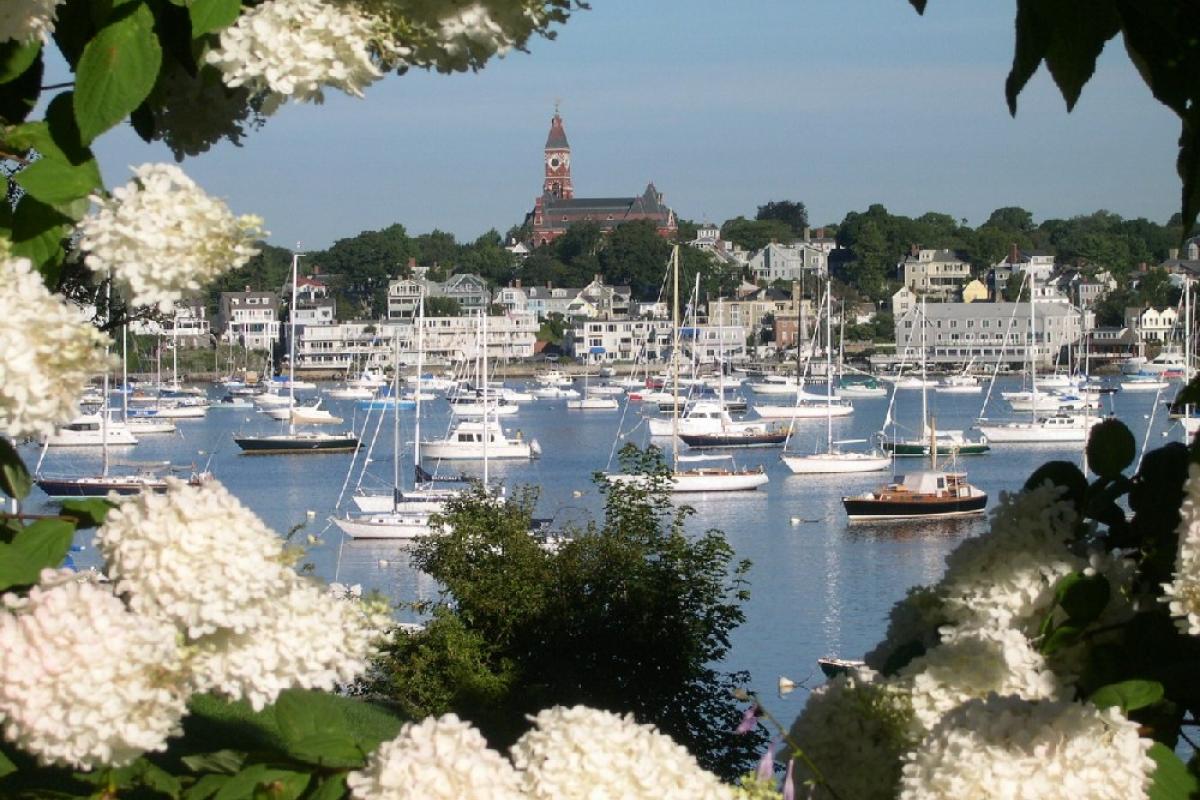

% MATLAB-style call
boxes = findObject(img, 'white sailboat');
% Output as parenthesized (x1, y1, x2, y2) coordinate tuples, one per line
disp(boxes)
(782, 277, 890, 474)
(606, 245, 768, 492)
(976, 272, 1101, 445)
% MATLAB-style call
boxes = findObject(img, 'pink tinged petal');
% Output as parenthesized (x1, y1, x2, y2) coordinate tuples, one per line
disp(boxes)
(756, 738, 776, 782)
(735, 704, 759, 734)
(783, 757, 795, 800)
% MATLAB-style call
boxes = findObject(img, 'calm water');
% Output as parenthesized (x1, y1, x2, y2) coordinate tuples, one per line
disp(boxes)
(25, 376, 1183, 719)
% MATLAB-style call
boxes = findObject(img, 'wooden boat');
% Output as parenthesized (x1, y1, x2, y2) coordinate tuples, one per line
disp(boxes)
(842, 469, 987, 521)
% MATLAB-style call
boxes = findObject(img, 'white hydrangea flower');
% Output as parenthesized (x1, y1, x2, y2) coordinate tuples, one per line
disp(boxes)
(438, 4, 517, 58)
(0, 250, 114, 439)
(206, 0, 402, 104)
(899, 695, 1154, 799)
(77, 164, 263, 312)
(186, 573, 390, 711)
(863, 585, 948, 672)
(785, 670, 911, 800)
(0, 0, 63, 43)
(0, 569, 187, 770)
(94, 478, 294, 638)
(939, 482, 1084, 634)
(512, 705, 735, 800)
(1163, 464, 1200, 635)
(347, 714, 521, 800)
(898, 626, 1062, 734)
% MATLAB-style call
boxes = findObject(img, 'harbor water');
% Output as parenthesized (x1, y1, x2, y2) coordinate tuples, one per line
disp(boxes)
(25, 376, 1184, 718)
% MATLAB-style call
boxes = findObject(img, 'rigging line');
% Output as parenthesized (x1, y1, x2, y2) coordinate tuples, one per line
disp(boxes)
(1136, 385, 1164, 474)
(977, 270, 1030, 421)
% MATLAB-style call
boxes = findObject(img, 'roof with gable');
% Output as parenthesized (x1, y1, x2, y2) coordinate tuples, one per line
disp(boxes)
(545, 113, 569, 149)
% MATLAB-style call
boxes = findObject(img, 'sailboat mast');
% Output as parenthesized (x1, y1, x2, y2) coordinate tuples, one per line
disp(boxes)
(288, 252, 299, 432)
(825, 276, 833, 452)
(414, 293, 424, 473)
(482, 309, 489, 486)
(671, 245, 680, 468)
(121, 324, 129, 423)
(1029, 270, 1037, 412)
(391, 328, 400, 508)
(920, 296, 927, 436)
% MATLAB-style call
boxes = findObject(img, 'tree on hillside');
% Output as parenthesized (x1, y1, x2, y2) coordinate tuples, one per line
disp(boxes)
(553, 221, 604, 265)
(414, 229, 460, 275)
(309, 223, 413, 316)
(459, 229, 517, 286)
(755, 200, 809, 236)
(425, 296, 462, 317)
(720, 216, 793, 251)
(208, 242, 294, 313)
(985, 206, 1036, 232)
(844, 219, 893, 301)
(600, 220, 673, 300)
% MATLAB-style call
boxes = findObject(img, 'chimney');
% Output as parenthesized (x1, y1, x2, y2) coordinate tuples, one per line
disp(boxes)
(407, 257, 416, 268)
(244, 285, 251, 292)
(1009, 243, 1019, 264)
(803, 226, 811, 241)
(312, 264, 320, 275)
(1170, 248, 1180, 260)
(594, 273, 602, 284)
(910, 244, 919, 257)
(514, 278, 521, 289)
(1139, 262, 1149, 273)
(816, 227, 825, 239)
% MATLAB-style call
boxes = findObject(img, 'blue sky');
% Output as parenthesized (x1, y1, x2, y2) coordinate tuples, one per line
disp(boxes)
(83, 1, 1179, 250)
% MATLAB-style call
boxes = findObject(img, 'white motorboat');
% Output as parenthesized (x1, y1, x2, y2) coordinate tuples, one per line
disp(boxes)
(588, 384, 626, 397)
(754, 400, 853, 420)
(531, 386, 580, 399)
(1133, 349, 1185, 376)
(976, 413, 1103, 443)
(606, 457, 769, 492)
(747, 375, 800, 395)
(254, 392, 294, 409)
(1119, 375, 1170, 392)
(326, 385, 375, 400)
(934, 375, 983, 395)
(123, 417, 178, 435)
(46, 414, 138, 447)
(422, 419, 538, 460)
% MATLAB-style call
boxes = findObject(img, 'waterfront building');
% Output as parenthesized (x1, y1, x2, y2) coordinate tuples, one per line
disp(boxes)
(990, 245, 1057, 297)
(892, 300, 1090, 368)
(899, 247, 970, 300)
(218, 289, 281, 350)
(525, 111, 676, 247)
(891, 286, 917, 319)
(524, 284, 582, 319)
(295, 313, 538, 371)
(708, 285, 809, 344)
(387, 269, 492, 320)
(567, 318, 674, 364)
(131, 297, 211, 347)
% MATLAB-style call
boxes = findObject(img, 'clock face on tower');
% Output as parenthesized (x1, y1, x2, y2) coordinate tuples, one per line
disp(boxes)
(546, 152, 569, 170)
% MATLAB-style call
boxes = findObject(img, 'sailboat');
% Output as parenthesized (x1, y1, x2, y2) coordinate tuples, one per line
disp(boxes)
(566, 369, 619, 409)
(782, 277, 891, 474)
(842, 420, 987, 521)
(606, 245, 768, 492)
(882, 298, 989, 458)
(975, 272, 1101, 445)
(234, 253, 359, 454)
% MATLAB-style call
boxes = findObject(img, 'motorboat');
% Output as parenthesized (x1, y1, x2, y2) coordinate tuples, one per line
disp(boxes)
(46, 414, 138, 447)
(1119, 375, 1171, 392)
(566, 395, 619, 410)
(843, 470, 987, 521)
(421, 419, 539, 460)
(976, 413, 1103, 443)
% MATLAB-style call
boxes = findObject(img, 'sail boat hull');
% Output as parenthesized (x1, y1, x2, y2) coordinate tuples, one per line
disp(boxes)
(781, 452, 891, 474)
(234, 434, 359, 453)
(679, 429, 788, 448)
(606, 469, 769, 492)
(842, 493, 987, 520)
(754, 403, 853, 420)
(331, 511, 440, 539)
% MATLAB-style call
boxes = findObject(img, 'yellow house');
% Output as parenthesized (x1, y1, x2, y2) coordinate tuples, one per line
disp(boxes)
(961, 279, 988, 303)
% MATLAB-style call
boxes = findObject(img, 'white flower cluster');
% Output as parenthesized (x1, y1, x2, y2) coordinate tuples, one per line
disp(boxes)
(347, 714, 522, 800)
(206, 0, 400, 104)
(0, 570, 187, 770)
(786, 670, 910, 800)
(897, 626, 1062, 734)
(939, 482, 1083, 633)
(512, 705, 736, 799)
(0, 0, 63, 44)
(1164, 464, 1200, 635)
(438, 4, 517, 59)
(899, 695, 1155, 799)
(77, 164, 263, 312)
(95, 479, 390, 711)
(0, 251, 113, 439)
(94, 478, 293, 638)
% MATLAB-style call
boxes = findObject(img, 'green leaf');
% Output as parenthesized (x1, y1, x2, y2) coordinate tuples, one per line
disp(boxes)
(1090, 679, 1165, 713)
(74, 2, 162, 144)
(1148, 742, 1200, 800)
(275, 689, 351, 742)
(1006, 0, 1050, 114)
(1056, 572, 1110, 626)
(1180, 109, 1200, 251)
(184, 774, 229, 800)
(1087, 418, 1136, 478)
(214, 766, 309, 800)
(140, 761, 183, 797)
(59, 498, 114, 529)
(189, 0, 242, 38)
(45, 91, 100, 167)
(907, 0, 927, 13)
(0, 438, 32, 500)
(307, 774, 347, 800)
(0, 747, 15, 779)
(0, 39, 41, 84)
(182, 750, 246, 776)
(12, 518, 75, 574)
(0, 49, 42, 124)
(1024, 460, 1088, 510)
(1040, 623, 1082, 655)
(15, 157, 102, 209)
(1006, 0, 1120, 114)
(285, 733, 364, 769)
(10, 196, 69, 277)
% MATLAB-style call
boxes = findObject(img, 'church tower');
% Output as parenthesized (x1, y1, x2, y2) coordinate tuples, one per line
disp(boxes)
(543, 111, 573, 199)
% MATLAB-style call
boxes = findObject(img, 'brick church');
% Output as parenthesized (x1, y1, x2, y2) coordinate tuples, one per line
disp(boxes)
(526, 111, 677, 247)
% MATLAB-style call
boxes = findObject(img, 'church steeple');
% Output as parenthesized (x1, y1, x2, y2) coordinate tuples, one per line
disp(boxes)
(543, 110, 573, 199)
